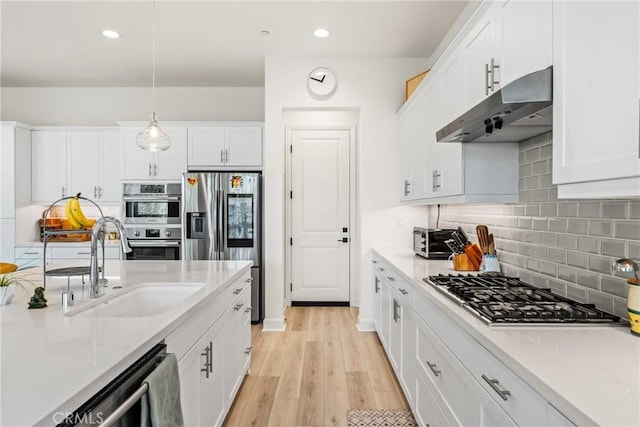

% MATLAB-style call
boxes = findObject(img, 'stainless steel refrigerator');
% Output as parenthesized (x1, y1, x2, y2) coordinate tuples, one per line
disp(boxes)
(182, 172, 263, 322)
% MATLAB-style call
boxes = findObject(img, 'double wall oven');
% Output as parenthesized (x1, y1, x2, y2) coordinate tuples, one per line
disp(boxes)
(122, 183, 182, 260)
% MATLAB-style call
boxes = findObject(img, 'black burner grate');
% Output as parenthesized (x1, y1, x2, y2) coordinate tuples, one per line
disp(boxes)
(424, 274, 619, 325)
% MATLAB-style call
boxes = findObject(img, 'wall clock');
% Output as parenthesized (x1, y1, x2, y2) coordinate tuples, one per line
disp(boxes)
(307, 67, 337, 99)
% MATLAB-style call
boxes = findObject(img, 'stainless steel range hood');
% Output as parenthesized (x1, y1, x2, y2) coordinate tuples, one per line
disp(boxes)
(437, 66, 552, 143)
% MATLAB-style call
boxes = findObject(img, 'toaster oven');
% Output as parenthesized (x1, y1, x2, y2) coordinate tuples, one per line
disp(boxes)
(413, 227, 457, 260)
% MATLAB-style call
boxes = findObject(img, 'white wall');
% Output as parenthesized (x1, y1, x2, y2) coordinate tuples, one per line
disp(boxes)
(263, 57, 430, 331)
(0, 87, 265, 125)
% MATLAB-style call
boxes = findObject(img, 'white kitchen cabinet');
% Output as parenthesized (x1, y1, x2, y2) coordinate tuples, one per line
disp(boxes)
(120, 127, 187, 180)
(14, 245, 51, 269)
(371, 256, 576, 425)
(371, 259, 382, 332)
(178, 318, 226, 427)
(188, 125, 262, 169)
(166, 270, 251, 426)
(32, 128, 119, 203)
(463, 4, 499, 108)
(32, 131, 67, 202)
(497, 0, 552, 87)
(552, 0, 640, 198)
(68, 130, 120, 202)
(0, 219, 15, 262)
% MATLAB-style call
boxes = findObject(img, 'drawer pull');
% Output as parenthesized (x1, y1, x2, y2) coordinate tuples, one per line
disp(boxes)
(393, 299, 400, 322)
(76, 252, 91, 255)
(24, 252, 40, 255)
(387, 276, 395, 282)
(482, 374, 511, 401)
(233, 288, 243, 295)
(374, 276, 380, 293)
(234, 303, 244, 311)
(399, 288, 408, 295)
(244, 307, 252, 314)
(379, 267, 385, 271)
(426, 361, 441, 377)
(245, 278, 252, 283)
(371, 260, 378, 264)
(244, 347, 252, 355)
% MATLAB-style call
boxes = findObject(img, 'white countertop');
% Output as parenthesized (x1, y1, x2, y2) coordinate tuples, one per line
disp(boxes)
(0, 259, 252, 427)
(373, 247, 640, 427)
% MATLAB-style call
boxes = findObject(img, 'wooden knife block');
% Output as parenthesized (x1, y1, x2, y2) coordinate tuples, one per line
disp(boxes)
(453, 253, 477, 271)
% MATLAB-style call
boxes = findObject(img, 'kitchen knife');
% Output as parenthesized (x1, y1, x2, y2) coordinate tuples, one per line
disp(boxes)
(453, 231, 482, 269)
(457, 227, 470, 244)
(444, 239, 461, 254)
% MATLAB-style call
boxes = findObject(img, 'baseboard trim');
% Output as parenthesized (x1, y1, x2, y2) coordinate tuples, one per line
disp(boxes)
(357, 318, 375, 332)
(291, 301, 350, 307)
(262, 318, 286, 331)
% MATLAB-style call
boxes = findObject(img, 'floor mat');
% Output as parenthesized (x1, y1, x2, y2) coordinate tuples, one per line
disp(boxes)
(346, 409, 417, 426)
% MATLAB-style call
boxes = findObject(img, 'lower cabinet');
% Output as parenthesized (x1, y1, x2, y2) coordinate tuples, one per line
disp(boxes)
(179, 319, 226, 427)
(166, 271, 252, 427)
(371, 255, 575, 426)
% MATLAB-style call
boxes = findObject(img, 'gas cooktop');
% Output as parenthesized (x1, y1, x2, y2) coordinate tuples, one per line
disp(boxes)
(424, 274, 620, 326)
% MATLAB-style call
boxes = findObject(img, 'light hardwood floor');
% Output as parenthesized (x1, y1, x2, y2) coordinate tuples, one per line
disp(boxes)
(223, 306, 409, 427)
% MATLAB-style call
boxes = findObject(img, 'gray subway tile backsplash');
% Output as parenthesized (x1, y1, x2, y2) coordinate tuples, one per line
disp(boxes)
(426, 131, 638, 318)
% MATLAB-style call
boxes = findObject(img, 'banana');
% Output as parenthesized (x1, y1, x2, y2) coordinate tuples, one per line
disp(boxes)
(69, 194, 91, 228)
(64, 197, 82, 229)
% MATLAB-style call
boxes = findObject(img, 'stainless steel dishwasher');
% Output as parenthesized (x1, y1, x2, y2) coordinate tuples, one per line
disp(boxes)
(56, 343, 167, 427)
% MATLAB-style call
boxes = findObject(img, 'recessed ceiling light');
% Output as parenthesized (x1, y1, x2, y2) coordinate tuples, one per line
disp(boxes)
(313, 28, 330, 38)
(259, 30, 271, 37)
(102, 30, 120, 39)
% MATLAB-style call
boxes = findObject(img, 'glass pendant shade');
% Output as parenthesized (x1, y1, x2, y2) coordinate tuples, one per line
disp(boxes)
(136, 112, 171, 152)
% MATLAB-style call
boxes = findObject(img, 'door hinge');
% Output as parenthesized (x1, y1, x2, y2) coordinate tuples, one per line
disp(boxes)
(290, 283, 293, 292)
(290, 190, 293, 199)
(290, 237, 293, 246)
(290, 145, 292, 153)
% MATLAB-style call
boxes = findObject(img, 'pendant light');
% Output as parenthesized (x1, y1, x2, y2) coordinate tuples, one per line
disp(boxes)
(136, 0, 171, 152)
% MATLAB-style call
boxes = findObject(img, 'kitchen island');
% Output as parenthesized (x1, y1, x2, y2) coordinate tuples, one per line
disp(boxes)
(0, 259, 252, 426)
(372, 247, 640, 427)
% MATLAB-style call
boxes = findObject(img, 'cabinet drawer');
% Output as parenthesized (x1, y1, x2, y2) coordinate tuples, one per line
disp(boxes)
(415, 291, 548, 426)
(415, 373, 456, 427)
(226, 272, 252, 302)
(50, 246, 120, 260)
(378, 264, 414, 309)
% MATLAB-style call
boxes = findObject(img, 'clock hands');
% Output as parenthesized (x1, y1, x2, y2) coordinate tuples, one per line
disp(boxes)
(310, 75, 326, 83)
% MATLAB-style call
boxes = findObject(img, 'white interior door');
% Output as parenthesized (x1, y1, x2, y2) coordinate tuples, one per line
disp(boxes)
(291, 129, 350, 302)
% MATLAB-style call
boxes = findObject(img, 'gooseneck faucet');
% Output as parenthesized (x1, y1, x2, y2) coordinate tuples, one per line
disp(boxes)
(90, 217, 132, 299)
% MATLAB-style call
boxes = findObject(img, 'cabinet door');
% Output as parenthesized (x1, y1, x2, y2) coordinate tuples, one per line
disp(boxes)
(552, 1, 640, 185)
(32, 131, 67, 202)
(0, 128, 15, 217)
(372, 266, 382, 331)
(463, 7, 498, 107)
(201, 320, 227, 427)
(440, 49, 466, 127)
(378, 274, 390, 350)
(400, 302, 415, 406)
(99, 131, 120, 202)
(397, 106, 414, 201)
(407, 92, 430, 200)
(68, 131, 100, 200)
(415, 373, 454, 427)
(156, 127, 188, 180)
(188, 127, 226, 168)
(177, 341, 203, 427)
(226, 127, 262, 167)
(0, 219, 15, 262)
(388, 292, 402, 372)
(498, 0, 552, 87)
(120, 128, 154, 180)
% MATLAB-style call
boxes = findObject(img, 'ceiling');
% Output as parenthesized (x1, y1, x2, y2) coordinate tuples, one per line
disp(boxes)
(1, 1, 470, 88)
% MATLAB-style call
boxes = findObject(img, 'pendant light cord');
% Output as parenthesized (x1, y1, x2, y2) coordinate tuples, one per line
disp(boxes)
(152, 0, 156, 114)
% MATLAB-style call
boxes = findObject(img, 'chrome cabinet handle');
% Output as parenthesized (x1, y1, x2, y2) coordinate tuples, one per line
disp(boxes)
(24, 251, 39, 255)
(153, 163, 158, 176)
(61, 186, 66, 197)
(482, 374, 511, 401)
(485, 62, 490, 95)
(426, 361, 441, 377)
(201, 342, 212, 378)
(244, 347, 251, 355)
(233, 288, 243, 295)
(94, 186, 98, 198)
(245, 278, 252, 283)
(244, 307, 252, 314)
(374, 276, 380, 294)
(221, 149, 224, 164)
(490, 57, 499, 91)
(371, 260, 378, 264)
(99, 186, 103, 198)
(225, 149, 229, 163)
(76, 252, 91, 255)
(234, 302, 244, 311)
(379, 267, 385, 272)
(404, 179, 411, 196)
(387, 276, 395, 282)
(399, 288, 408, 295)
(393, 299, 400, 322)
(148, 163, 152, 177)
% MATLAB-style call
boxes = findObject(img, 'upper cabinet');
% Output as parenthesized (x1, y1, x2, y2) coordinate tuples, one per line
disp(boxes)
(462, 6, 499, 108)
(552, 1, 640, 198)
(32, 128, 120, 203)
(188, 124, 263, 169)
(120, 126, 188, 181)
